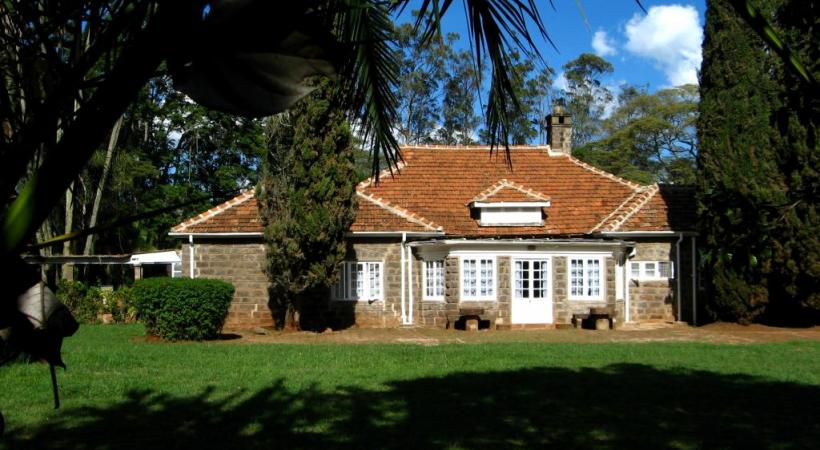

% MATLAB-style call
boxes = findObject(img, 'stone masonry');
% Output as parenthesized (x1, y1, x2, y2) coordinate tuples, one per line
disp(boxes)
(629, 241, 676, 322)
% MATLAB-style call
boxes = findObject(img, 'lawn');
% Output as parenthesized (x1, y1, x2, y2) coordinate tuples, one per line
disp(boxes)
(1, 324, 819, 449)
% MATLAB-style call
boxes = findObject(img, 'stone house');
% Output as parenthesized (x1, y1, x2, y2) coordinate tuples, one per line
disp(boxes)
(170, 108, 698, 329)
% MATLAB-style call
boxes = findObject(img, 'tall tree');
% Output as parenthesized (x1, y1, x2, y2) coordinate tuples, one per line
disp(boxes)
(575, 84, 699, 185)
(561, 53, 614, 146)
(258, 78, 357, 330)
(697, 0, 818, 323)
(435, 39, 481, 145)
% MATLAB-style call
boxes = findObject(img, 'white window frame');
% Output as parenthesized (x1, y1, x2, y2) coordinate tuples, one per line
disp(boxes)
(630, 261, 674, 281)
(567, 256, 605, 301)
(332, 261, 384, 301)
(459, 255, 497, 301)
(511, 257, 551, 301)
(422, 259, 446, 301)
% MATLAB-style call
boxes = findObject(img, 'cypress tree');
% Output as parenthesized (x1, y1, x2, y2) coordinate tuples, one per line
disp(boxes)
(697, 0, 818, 323)
(257, 78, 357, 330)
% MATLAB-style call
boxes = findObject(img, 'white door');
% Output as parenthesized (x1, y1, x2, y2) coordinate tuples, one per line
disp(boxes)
(511, 258, 553, 324)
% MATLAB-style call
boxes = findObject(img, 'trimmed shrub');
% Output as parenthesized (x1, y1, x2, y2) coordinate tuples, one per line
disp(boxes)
(102, 287, 137, 324)
(132, 278, 234, 340)
(56, 280, 103, 324)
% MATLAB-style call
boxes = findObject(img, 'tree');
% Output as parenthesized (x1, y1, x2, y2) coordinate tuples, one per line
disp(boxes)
(560, 53, 614, 146)
(697, 0, 818, 324)
(575, 84, 698, 185)
(257, 78, 357, 330)
(436, 44, 481, 145)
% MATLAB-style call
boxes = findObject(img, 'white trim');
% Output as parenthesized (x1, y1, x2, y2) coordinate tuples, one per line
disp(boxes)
(422, 259, 446, 301)
(188, 234, 195, 279)
(567, 255, 606, 301)
(472, 201, 551, 208)
(407, 245, 414, 324)
(170, 232, 263, 238)
(691, 237, 697, 326)
(459, 255, 497, 301)
(400, 233, 407, 323)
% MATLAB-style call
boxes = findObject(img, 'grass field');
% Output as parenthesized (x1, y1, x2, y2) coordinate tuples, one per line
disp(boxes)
(1, 324, 819, 449)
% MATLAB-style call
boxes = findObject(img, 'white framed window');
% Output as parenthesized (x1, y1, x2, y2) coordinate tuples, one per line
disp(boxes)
(460, 256, 496, 301)
(423, 260, 445, 300)
(332, 261, 383, 301)
(513, 258, 550, 299)
(630, 261, 674, 280)
(568, 257, 604, 300)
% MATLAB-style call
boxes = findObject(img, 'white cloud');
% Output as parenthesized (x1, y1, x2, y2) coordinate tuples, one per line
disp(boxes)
(591, 30, 617, 57)
(552, 72, 569, 92)
(624, 4, 703, 86)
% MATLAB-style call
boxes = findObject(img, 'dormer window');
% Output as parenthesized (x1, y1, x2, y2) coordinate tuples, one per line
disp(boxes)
(468, 179, 551, 227)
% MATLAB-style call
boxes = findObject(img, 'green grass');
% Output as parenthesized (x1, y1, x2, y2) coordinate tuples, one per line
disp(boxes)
(2, 325, 819, 449)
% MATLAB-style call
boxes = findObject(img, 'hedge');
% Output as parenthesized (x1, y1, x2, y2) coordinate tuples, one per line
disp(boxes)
(132, 278, 234, 340)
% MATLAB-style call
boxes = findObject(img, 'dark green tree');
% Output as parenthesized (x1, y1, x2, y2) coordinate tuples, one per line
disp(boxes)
(561, 53, 614, 146)
(575, 84, 698, 185)
(697, 0, 818, 323)
(257, 78, 357, 330)
(435, 41, 481, 145)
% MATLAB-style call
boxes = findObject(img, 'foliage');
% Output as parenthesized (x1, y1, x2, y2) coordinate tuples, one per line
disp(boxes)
(575, 84, 699, 184)
(102, 287, 137, 324)
(258, 78, 357, 330)
(56, 280, 103, 325)
(697, 0, 819, 323)
(132, 278, 234, 340)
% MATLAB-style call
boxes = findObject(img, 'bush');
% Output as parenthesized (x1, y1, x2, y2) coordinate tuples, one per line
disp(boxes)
(101, 287, 137, 323)
(132, 278, 234, 340)
(57, 280, 103, 324)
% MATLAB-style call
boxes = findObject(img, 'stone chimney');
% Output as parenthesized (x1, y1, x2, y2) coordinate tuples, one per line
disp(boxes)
(546, 99, 572, 155)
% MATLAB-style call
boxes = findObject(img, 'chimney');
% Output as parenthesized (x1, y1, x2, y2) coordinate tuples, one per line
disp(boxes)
(546, 99, 572, 155)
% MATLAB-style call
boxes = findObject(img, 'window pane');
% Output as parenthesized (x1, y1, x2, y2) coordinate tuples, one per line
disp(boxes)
(645, 262, 656, 278)
(570, 259, 583, 296)
(353, 263, 365, 299)
(658, 261, 673, 278)
(463, 259, 477, 297)
(368, 262, 381, 299)
(514, 260, 526, 298)
(631, 262, 640, 279)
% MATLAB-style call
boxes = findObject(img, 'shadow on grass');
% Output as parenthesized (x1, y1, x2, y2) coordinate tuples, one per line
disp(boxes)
(4, 364, 819, 449)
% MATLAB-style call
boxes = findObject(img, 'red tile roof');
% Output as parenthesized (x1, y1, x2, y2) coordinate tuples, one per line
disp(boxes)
(171, 146, 695, 236)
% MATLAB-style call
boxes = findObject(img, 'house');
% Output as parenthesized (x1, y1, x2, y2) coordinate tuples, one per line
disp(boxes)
(169, 107, 698, 329)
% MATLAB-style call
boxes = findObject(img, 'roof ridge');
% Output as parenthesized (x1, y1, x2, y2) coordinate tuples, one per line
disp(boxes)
(171, 189, 255, 233)
(563, 154, 643, 189)
(401, 145, 551, 151)
(356, 192, 442, 232)
(593, 184, 660, 233)
(469, 178, 551, 204)
(357, 159, 408, 190)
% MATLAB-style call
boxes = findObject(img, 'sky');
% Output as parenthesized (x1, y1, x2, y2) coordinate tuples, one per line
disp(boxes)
(398, 0, 706, 94)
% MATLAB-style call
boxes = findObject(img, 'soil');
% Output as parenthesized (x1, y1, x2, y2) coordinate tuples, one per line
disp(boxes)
(222, 322, 820, 346)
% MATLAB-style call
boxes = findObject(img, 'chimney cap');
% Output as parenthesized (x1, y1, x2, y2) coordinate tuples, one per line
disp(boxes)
(552, 98, 568, 115)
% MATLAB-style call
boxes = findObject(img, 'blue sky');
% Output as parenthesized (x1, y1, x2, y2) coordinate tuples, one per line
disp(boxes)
(397, 1, 706, 93)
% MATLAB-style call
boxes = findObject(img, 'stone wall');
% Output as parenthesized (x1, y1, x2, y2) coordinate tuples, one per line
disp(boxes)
(181, 240, 272, 328)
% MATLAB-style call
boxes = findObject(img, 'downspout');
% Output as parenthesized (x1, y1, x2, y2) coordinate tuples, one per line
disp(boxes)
(400, 232, 407, 324)
(691, 237, 697, 326)
(675, 233, 684, 322)
(188, 234, 195, 279)
(407, 244, 414, 325)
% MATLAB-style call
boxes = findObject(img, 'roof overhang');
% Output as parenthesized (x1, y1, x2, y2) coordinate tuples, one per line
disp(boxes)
(471, 201, 551, 208)
(22, 254, 132, 265)
(129, 251, 181, 265)
(168, 232, 263, 238)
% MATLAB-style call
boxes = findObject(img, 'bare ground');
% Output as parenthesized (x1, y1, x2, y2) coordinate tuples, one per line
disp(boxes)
(224, 322, 820, 346)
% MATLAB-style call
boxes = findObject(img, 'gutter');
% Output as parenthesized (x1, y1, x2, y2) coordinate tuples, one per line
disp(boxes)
(691, 237, 697, 326)
(189, 234, 195, 279)
(400, 232, 407, 324)
(347, 231, 444, 237)
(675, 232, 684, 322)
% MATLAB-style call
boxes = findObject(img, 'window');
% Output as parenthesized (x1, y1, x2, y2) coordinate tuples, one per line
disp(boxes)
(514, 259, 549, 299)
(569, 257, 603, 300)
(332, 261, 383, 301)
(424, 260, 445, 300)
(461, 256, 496, 300)
(630, 261, 674, 280)
(478, 207, 543, 226)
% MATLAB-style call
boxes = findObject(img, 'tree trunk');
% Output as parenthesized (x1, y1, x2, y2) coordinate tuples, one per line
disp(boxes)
(61, 182, 74, 281)
(83, 116, 123, 255)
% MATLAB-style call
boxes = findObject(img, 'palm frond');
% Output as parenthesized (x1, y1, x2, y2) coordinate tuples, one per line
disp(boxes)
(335, 0, 401, 180)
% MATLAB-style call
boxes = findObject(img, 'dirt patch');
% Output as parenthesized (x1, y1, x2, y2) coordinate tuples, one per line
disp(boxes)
(223, 322, 820, 345)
